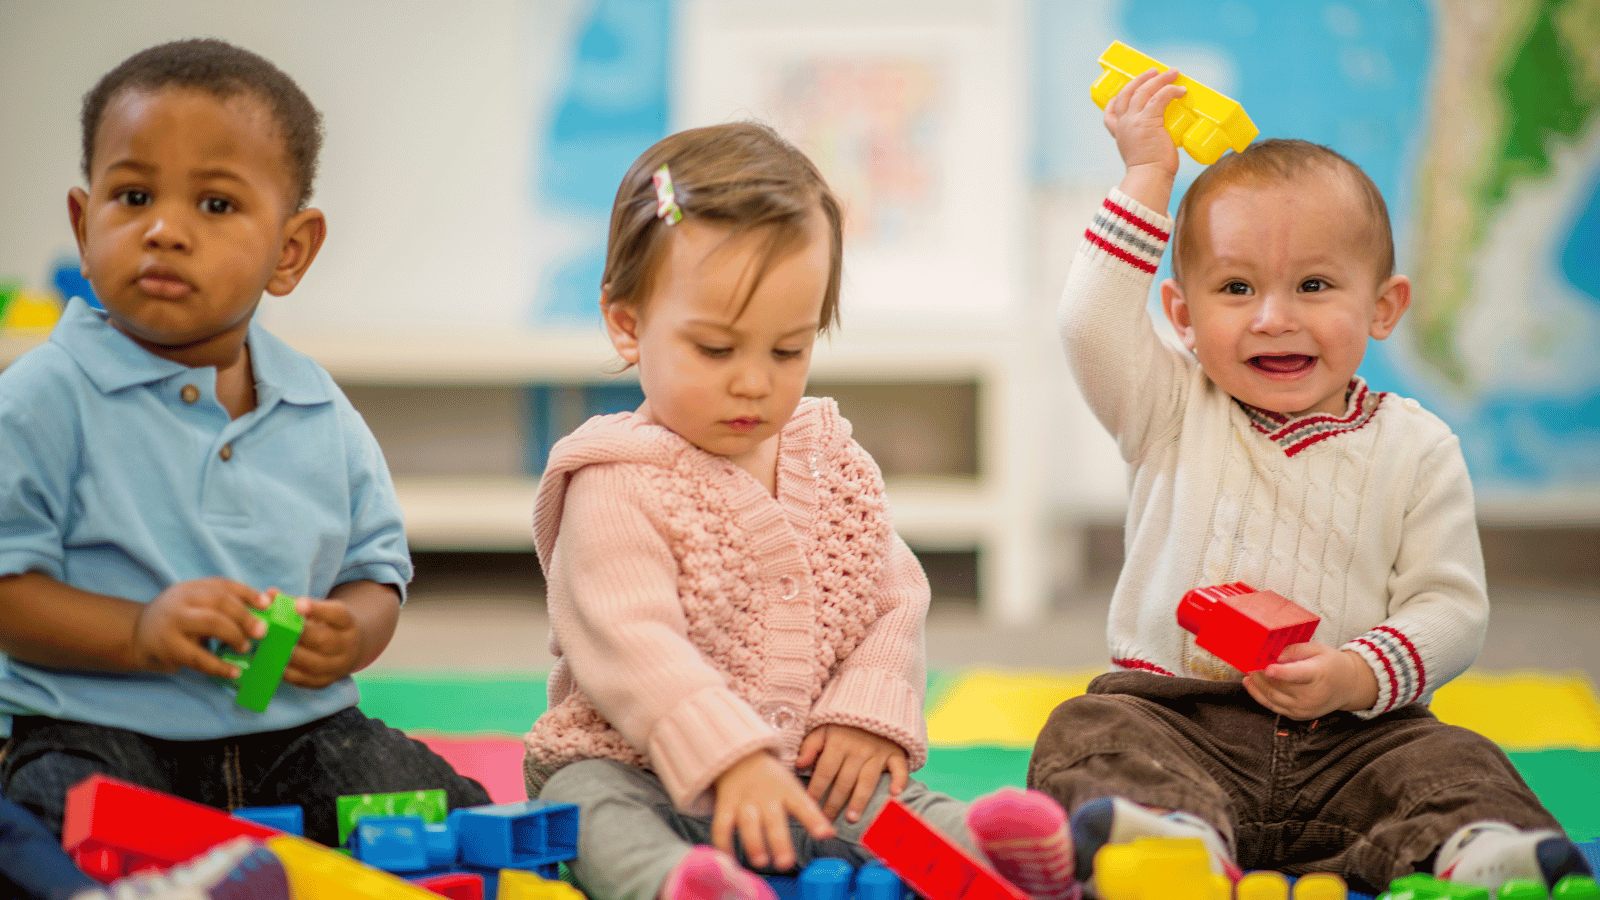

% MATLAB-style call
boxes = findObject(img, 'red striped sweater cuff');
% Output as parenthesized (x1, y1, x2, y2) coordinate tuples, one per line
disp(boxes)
(1343, 625, 1427, 716)
(1082, 187, 1171, 275)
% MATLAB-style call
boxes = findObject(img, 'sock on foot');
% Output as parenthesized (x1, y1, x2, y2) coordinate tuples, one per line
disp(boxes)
(1069, 796, 1240, 892)
(968, 788, 1080, 900)
(661, 845, 779, 900)
(1435, 821, 1594, 890)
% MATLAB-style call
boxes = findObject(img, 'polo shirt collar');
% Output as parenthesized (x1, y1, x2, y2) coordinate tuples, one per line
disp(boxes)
(50, 297, 331, 405)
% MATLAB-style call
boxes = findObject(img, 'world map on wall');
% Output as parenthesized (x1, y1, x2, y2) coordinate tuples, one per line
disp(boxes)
(1037, 0, 1600, 495)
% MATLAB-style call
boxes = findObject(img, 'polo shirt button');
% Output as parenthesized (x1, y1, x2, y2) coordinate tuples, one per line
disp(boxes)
(180, 384, 200, 404)
(219, 443, 233, 462)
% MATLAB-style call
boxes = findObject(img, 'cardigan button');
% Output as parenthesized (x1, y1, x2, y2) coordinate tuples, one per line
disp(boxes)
(778, 576, 799, 600)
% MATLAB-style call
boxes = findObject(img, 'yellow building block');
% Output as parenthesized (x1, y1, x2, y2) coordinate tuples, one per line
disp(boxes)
(1240, 870, 1291, 900)
(499, 868, 587, 899)
(1091, 40, 1258, 165)
(1295, 873, 1349, 900)
(1095, 837, 1228, 900)
(266, 836, 440, 899)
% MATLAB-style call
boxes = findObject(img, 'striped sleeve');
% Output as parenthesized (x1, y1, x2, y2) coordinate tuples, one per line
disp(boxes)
(1345, 625, 1428, 714)
(1058, 187, 1188, 462)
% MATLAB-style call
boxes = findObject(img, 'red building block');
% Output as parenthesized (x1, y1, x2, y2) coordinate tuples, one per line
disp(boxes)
(414, 872, 485, 899)
(862, 799, 1028, 900)
(61, 775, 279, 882)
(1177, 582, 1320, 673)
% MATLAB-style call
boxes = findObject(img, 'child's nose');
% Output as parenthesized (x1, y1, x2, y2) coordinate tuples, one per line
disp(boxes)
(1251, 293, 1298, 334)
(142, 210, 192, 251)
(730, 361, 773, 397)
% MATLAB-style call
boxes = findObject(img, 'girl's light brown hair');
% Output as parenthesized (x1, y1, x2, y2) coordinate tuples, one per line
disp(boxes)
(1173, 138, 1394, 282)
(601, 122, 844, 332)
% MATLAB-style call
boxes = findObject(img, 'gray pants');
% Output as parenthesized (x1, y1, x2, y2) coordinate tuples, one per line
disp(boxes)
(540, 758, 975, 900)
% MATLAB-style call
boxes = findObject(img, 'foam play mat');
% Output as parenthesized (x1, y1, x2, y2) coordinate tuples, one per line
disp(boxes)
(356, 668, 1600, 841)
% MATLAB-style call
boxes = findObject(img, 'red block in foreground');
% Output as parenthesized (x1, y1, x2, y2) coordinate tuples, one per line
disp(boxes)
(1177, 582, 1320, 672)
(61, 774, 279, 882)
(862, 799, 1027, 900)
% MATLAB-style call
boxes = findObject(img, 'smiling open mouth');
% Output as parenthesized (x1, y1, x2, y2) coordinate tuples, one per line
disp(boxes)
(1250, 354, 1316, 374)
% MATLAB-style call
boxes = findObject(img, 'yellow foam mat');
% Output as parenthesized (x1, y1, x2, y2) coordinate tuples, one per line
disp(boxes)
(926, 668, 1600, 750)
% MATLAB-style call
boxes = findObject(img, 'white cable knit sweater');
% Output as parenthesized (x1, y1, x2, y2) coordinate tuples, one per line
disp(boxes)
(1060, 188, 1488, 717)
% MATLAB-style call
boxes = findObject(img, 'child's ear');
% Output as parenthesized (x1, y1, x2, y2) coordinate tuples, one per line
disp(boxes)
(265, 208, 327, 297)
(601, 289, 642, 365)
(67, 188, 90, 272)
(1160, 277, 1198, 351)
(1369, 274, 1411, 340)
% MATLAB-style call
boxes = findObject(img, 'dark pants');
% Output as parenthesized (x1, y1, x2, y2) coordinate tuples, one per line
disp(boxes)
(1028, 671, 1562, 893)
(0, 707, 490, 847)
(0, 791, 96, 899)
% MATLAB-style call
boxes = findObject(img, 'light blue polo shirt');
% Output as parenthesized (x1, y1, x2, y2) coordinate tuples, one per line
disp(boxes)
(0, 299, 412, 739)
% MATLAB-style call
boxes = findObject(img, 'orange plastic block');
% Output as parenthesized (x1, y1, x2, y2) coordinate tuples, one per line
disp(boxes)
(1177, 582, 1320, 672)
(861, 799, 1027, 900)
(1091, 40, 1258, 164)
(61, 774, 279, 882)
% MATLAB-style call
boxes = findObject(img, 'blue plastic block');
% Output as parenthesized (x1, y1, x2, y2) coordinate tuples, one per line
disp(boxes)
(800, 858, 853, 899)
(349, 814, 457, 873)
(854, 861, 905, 900)
(449, 800, 579, 870)
(232, 805, 304, 836)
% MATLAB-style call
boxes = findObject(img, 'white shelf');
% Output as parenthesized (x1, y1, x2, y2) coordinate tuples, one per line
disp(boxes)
(396, 474, 995, 553)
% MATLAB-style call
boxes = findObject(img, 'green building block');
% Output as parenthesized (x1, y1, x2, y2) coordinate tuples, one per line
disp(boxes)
(217, 592, 303, 712)
(1556, 876, 1600, 900)
(1379, 874, 1490, 900)
(1497, 880, 1549, 900)
(335, 788, 449, 847)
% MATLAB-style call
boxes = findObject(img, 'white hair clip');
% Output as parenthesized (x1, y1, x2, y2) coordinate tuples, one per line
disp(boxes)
(652, 164, 683, 225)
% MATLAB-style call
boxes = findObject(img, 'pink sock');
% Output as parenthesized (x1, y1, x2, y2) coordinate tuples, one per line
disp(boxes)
(967, 788, 1080, 900)
(660, 845, 778, 900)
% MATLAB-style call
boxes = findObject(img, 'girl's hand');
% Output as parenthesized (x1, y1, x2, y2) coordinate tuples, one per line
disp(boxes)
(797, 724, 909, 824)
(1104, 67, 1186, 179)
(1244, 643, 1380, 720)
(131, 578, 268, 678)
(711, 750, 835, 871)
(283, 595, 362, 688)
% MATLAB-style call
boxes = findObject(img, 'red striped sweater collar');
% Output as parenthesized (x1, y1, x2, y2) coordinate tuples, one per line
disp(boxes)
(1236, 378, 1386, 457)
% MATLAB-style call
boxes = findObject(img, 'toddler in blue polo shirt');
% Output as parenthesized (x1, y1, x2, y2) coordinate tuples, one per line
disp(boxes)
(0, 38, 487, 847)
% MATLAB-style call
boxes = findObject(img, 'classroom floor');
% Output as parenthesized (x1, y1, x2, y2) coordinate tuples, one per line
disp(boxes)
(359, 554, 1600, 845)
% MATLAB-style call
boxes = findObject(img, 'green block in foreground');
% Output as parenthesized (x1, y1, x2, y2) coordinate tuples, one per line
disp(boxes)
(336, 788, 449, 847)
(218, 592, 303, 712)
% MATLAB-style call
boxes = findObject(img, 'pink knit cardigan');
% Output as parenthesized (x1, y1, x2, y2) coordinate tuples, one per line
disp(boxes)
(522, 398, 931, 812)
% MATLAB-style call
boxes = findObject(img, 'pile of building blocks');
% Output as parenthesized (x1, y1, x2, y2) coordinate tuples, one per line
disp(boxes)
(61, 774, 584, 899)
(861, 798, 1027, 899)
(214, 591, 304, 712)
(761, 857, 906, 899)
(1089, 40, 1258, 165)
(1177, 582, 1321, 673)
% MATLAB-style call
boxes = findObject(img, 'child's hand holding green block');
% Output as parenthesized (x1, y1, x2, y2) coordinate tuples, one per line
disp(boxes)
(215, 592, 305, 712)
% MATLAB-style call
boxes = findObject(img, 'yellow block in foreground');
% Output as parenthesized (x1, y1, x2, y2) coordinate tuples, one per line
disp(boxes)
(267, 836, 439, 899)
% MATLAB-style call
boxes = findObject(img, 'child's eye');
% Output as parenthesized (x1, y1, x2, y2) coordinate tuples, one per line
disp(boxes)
(773, 348, 804, 361)
(201, 197, 234, 214)
(116, 189, 151, 207)
(1300, 278, 1327, 292)
(1222, 280, 1252, 295)
(697, 345, 732, 359)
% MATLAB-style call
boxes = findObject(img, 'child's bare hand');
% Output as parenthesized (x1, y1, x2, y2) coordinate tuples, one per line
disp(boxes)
(1104, 67, 1186, 179)
(797, 724, 909, 824)
(132, 579, 268, 678)
(711, 750, 835, 871)
(283, 596, 361, 688)
(1244, 643, 1378, 720)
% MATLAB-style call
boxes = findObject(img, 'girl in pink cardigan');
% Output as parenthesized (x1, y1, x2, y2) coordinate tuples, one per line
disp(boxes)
(522, 123, 1077, 900)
